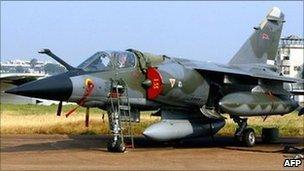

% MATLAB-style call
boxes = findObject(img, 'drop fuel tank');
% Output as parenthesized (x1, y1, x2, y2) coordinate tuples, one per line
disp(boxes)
(219, 92, 298, 116)
(143, 119, 225, 141)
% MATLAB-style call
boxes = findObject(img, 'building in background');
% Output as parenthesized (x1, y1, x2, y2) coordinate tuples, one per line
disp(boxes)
(0, 59, 66, 75)
(1, 59, 66, 105)
(275, 35, 304, 104)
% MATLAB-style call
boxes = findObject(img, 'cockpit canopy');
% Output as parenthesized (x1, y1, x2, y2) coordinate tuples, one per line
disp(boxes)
(78, 51, 136, 71)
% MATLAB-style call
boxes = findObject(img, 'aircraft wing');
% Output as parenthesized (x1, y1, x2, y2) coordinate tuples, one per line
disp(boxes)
(176, 58, 303, 83)
(0, 73, 45, 85)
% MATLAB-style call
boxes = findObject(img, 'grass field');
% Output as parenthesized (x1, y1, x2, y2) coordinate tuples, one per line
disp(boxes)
(1, 103, 303, 136)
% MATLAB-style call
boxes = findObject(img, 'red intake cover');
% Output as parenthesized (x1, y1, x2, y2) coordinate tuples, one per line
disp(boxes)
(146, 67, 163, 100)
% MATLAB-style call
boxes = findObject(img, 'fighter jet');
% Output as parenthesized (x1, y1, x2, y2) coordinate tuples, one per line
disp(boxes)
(6, 7, 304, 152)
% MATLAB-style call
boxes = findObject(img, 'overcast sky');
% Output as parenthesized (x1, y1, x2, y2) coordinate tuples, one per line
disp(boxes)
(1, 1, 303, 66)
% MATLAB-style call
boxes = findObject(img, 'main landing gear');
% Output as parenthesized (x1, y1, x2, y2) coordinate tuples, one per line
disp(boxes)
(232, 117, 256, 147)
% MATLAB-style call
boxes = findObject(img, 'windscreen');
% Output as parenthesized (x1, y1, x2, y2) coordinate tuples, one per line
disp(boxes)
(78, 52, 112, 71)
(110, 51, 136, 69)
(78, 51, 136, 71)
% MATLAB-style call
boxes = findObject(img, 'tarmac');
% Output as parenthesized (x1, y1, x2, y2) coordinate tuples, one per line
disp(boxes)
(1, 135, 303, 170)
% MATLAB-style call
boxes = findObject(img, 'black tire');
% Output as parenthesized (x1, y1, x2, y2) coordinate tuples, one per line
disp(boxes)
(261, 128, 279, 143)
(107, 138, 126, 153)
(242, 128, 255, 147)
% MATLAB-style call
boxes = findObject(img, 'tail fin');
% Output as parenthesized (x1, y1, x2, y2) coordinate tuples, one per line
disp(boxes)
(229, 7, 285, 65)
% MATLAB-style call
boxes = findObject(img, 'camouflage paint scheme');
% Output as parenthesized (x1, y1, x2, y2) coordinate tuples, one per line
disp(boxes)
(6, 7, 304, 145)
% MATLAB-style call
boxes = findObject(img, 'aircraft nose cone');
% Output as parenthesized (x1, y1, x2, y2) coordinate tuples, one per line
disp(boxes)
(5, 74, 73, 101)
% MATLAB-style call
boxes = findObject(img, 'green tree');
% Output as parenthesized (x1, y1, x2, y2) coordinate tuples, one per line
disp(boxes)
(30, 58, 38, 68)
(44, 63, 66, 74)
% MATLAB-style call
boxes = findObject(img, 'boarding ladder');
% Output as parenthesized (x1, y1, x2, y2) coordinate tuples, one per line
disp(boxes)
(109, 78, 135, 148)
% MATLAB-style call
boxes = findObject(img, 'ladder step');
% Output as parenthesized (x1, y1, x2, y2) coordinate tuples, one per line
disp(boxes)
(113, 85, 124, 89)
(120, 115, 130, 120)
(121, 118, 132, 122)
(119, 105, 130, 110)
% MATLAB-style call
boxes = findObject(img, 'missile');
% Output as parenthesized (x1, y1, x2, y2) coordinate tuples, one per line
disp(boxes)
(143, 119, 225, 141)
(219, 92, 298, 116)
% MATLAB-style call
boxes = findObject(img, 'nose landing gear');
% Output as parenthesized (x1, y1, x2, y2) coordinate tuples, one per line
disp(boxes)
(233, 117, 256, 147)
(107, 136, 126, 152)
(107, 110, 126, 153)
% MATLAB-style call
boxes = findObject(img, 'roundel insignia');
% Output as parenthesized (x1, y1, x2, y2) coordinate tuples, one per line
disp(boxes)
(85, 78, 94, 88)
(146, 67, 163, 100)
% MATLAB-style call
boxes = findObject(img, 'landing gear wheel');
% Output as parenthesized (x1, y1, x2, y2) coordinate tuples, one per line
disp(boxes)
(232, 117, 255, 147)
(107, 138, 126, 153)
(242, 128, 255, 147)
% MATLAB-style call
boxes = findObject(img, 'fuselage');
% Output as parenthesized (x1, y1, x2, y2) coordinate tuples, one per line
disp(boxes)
(5, 49, 298, 116)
